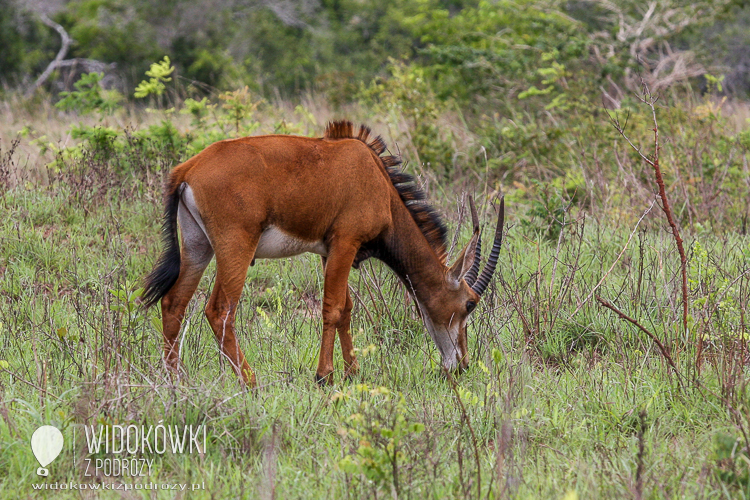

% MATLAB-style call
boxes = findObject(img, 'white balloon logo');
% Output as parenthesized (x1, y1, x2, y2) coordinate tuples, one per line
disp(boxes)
(31, 426, 64, 476)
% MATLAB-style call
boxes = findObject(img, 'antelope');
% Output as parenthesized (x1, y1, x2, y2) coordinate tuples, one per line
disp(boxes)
(143, 121, 504, 387)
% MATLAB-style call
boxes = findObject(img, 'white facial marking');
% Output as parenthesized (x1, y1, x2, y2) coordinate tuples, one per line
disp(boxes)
(416, 299, 461, 371)
(255, 226, 328, 259)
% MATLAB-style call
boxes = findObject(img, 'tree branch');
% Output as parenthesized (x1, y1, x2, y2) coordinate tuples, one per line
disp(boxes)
(26, 13, 72, 97)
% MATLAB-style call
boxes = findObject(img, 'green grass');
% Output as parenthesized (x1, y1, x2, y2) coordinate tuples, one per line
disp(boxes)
(1, 148, 750, 499)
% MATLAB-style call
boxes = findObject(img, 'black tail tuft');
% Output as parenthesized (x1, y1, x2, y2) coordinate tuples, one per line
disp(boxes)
(143, 186, 182, 308)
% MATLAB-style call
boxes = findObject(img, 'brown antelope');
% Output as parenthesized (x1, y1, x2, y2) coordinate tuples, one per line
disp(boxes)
(143, 121, 504, 387)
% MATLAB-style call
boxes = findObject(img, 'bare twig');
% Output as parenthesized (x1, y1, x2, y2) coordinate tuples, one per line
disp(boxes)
(606, 81, 689, 366)
(595, 295, 682, 389)
(640, 86, 689, 349)
(573, 199, 655, 317)
(259, 422, 279, 500)
(1, 368, 59, 399)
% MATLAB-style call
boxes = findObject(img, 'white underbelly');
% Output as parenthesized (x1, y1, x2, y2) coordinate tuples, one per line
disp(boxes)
(254, 226, 328, 259)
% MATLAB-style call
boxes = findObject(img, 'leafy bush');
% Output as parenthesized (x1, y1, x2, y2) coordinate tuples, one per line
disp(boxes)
(359, 61, 456, 173)
(337, 385, 425, 495)
(55, 72, 123, 115)
(56, 0, 162, 78)
(394, 0, 590, 108)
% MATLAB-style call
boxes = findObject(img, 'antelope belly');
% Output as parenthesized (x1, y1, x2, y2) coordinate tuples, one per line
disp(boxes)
(254, 226, 327, 259)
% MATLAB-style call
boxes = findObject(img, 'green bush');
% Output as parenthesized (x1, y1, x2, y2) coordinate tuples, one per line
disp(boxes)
(55, 72, 123, 115)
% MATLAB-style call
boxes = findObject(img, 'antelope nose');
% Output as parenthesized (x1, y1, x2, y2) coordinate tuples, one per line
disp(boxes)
(457, 352, 469, 373)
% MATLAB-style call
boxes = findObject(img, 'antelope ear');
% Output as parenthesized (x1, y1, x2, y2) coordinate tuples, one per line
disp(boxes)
(448, 231, 479, 284)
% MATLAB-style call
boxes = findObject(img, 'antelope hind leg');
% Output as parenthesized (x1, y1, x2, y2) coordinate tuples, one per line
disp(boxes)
(160, 196, 214, 380)
(205, 235, 258, 387)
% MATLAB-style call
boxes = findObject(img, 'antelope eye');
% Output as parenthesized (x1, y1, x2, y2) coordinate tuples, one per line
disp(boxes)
(466, 300, 476, 313)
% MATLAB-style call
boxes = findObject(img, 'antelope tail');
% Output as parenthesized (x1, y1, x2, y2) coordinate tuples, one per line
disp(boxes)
(143, 173, 185, 308)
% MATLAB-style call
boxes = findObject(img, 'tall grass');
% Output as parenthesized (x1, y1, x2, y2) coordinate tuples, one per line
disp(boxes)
(0, 93, 749, 498)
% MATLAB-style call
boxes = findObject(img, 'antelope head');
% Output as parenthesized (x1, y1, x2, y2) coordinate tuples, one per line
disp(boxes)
(416, 196, 505, 373)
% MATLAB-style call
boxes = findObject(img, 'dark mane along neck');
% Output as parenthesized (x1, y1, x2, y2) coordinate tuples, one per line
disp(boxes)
(324, 120, 448, 263)
(376, 196, 448, 301)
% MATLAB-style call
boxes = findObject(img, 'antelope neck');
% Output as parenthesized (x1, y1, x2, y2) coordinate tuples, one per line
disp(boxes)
(376, 197, 447, 303)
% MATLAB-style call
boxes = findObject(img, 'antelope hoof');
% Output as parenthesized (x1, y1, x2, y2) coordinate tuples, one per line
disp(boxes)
(165, 363, 186, 384)
(343, 359, 360, 380)
(315, 372, 334, 386)
(241, 368, 257, 389)
(436, 365, 466, 380)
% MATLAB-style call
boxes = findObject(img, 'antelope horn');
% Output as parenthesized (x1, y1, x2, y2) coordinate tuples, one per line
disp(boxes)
(463, 196, 482, 286)
(470, 196, 505, 296)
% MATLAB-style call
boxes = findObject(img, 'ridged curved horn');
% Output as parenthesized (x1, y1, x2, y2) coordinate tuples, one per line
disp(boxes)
(471, 196, 505, 296)
(463, 196, 482, 286)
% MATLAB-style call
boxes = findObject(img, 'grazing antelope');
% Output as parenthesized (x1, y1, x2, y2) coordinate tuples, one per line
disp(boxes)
(143, 121, 504, 387)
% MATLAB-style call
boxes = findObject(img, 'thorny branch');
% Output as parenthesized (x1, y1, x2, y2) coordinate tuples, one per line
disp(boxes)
(606, 81, 690, 368)
(596, 296, 683, 390)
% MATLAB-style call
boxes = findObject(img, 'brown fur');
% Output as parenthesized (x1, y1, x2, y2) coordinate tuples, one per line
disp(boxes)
(145, 121, 493, 387)
(324, 121, 448, 264)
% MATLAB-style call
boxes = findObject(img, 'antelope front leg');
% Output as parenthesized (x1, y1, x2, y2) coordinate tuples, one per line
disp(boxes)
(321, 257, 358, 380)
(338, 289, 359, 379)
(316, 243, 358, 385)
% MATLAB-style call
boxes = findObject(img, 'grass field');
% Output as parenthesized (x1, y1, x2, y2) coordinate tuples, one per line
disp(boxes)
(1, 102, 750, 500)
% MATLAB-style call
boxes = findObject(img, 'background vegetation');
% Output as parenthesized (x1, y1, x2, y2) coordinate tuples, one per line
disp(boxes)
(1, 0, 750, 498)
